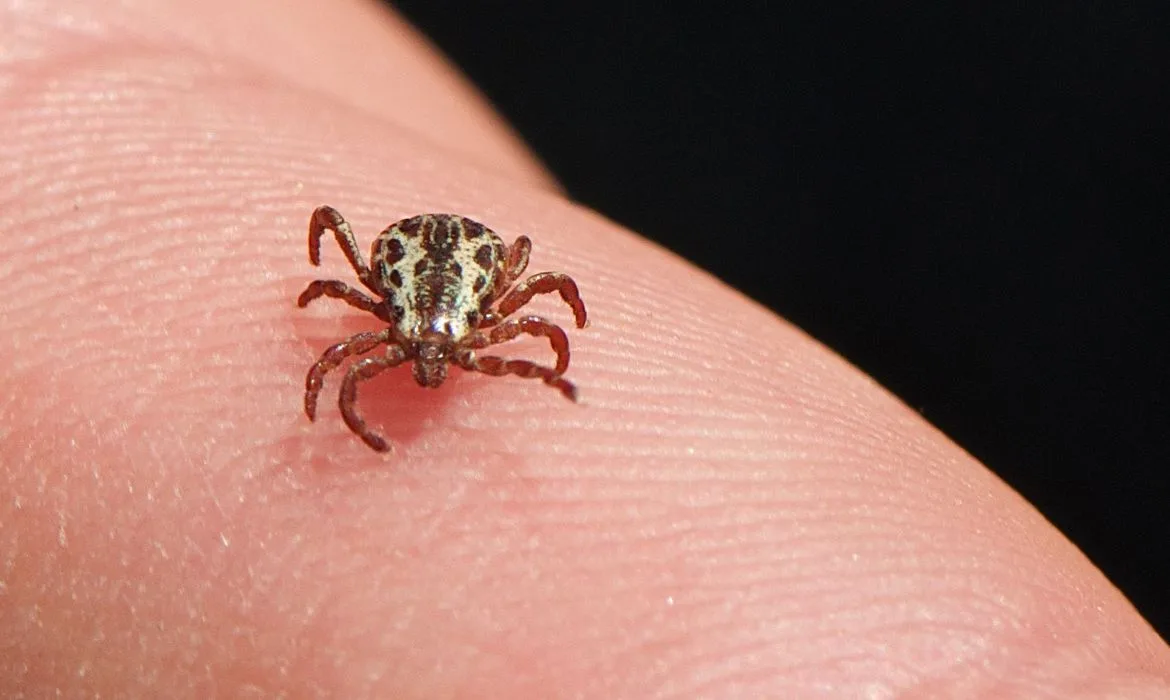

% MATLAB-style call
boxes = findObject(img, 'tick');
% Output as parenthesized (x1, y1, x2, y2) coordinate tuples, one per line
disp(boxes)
(297, 206, 588, 452)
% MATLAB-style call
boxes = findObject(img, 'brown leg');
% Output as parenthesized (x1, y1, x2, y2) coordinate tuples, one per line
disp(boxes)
(297, 279, 394, 323)
(308, 205, 380, 294)
(304, 330, 391, 421)
(486, 272, 588, 329)
(465, 316, 572, 374)
(338, 347, 408, 452)
(504, 235, 532, 282)
(455, 352, 578, 402)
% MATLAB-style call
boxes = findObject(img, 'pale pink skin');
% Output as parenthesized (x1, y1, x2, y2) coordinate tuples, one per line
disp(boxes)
(1, 1, 1167, 698)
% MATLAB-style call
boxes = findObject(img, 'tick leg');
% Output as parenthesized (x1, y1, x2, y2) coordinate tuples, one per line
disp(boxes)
(482, 272, 587, 329)
(308, 205, 380, 294)
(339, 346, 408, 452)
(465, 315, 572, 374)
(297, 279, 394, 323)
(304, 330, 391, 421)
(503, 235, 532, 282)
(455, 351, 578, 402)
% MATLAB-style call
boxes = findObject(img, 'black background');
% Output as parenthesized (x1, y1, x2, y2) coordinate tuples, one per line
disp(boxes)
(390, 4, 1169, 640)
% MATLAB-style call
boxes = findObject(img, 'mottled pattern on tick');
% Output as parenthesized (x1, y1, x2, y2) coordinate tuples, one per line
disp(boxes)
(370, 214, 508, 339)
(298, 205, 587, 452)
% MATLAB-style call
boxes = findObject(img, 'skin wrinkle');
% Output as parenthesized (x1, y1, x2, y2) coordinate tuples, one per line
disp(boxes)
(0, 0, 1168, 698)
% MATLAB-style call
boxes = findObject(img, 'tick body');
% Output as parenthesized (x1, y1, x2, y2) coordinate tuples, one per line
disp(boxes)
(297, 206, 588, 452)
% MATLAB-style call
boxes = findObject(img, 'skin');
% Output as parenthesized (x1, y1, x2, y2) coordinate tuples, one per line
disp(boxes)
(0, 1, 1167, 697)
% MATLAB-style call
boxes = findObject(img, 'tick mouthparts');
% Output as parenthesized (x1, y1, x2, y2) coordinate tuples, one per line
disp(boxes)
(412, 356, 448, 388)
(416, 331, 449, 361)
(412, 332, 452, 388)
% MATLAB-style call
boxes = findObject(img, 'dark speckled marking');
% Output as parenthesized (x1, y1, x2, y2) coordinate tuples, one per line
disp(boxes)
(380, 238, 405, 264)
(462, 219, 485, 240)
(420, 274, 445, 312)
(397, 217, 422, 237)
(426, 217, 455, 251)
(388, 269, 403, 288)
(474, 244, 493, 270)
(414, 258, 428, 275)
(472, 275, 487, 293)
(445, 217, 461, 245)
